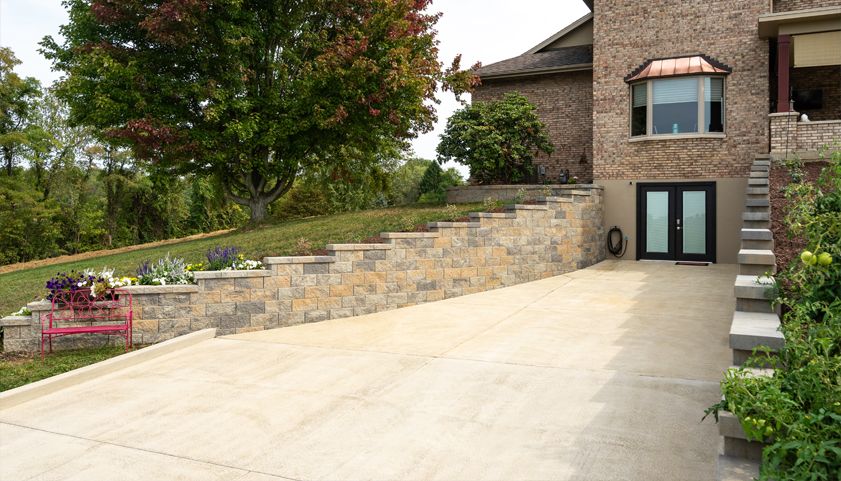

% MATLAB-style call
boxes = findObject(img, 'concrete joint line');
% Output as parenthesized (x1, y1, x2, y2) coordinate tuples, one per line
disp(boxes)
(0, 329, 217, 411)
(0, 422, 302, 481)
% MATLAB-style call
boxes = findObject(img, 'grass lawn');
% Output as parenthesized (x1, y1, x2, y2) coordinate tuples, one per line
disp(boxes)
(0, 345, 146, 392)
(0, 203, 484, 316)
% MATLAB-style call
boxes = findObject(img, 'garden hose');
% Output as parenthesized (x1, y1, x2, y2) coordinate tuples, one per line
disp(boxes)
(607, 226, 628, 258)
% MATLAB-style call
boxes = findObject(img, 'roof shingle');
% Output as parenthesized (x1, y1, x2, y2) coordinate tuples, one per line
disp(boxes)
(475, 45, 593, 78)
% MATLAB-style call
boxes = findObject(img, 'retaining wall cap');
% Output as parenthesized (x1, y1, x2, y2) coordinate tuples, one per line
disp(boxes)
(26, 301, 53, 310)
(326, 244, 392, 251)
(504, 204, 548, 210)
(536, 196, 574, 203)
(427, 222, 481, 228)
(192, 270, 272, 279)
(263, 256, 336, 264)
(380, 232, 440, 239)
(0, 316, 32, 327)
(123, 285, 201, 294)
(468, 212, 517, 218)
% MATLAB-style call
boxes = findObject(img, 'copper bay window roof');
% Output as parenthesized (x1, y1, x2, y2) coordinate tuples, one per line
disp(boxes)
(624, 54, 732, 83)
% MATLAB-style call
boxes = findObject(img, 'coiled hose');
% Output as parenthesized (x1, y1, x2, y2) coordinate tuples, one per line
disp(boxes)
(607, 226, 628, 258)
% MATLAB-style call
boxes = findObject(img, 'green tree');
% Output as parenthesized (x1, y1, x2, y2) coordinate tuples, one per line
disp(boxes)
(437, 92, 554, 184)
(25, 89, 93, 200)
(0, 48, 42, 177)
(390, 157, 432, 204)
(418, 161, 443, 196)
(42, 0, 479, 221)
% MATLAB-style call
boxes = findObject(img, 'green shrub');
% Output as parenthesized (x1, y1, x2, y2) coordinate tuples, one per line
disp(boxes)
(271, 186, 329, 221)
(706, 145, 841, 480)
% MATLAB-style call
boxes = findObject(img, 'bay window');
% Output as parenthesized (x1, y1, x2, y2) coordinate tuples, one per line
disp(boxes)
(630, 76, 725, 138)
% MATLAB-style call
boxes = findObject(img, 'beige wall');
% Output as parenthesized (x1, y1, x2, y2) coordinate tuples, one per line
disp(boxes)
(596, 177, 748, 264)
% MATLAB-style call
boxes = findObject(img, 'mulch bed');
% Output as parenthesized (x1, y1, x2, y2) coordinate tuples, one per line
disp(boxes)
(289, 200, 537, 256)
(770, 161, 830, 275)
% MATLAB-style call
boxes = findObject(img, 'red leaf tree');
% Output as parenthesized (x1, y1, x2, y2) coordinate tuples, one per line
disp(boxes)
(43, 0, 478, 220)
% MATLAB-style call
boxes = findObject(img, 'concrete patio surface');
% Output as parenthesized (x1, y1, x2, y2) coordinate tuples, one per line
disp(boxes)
(0, 260, 737, 480)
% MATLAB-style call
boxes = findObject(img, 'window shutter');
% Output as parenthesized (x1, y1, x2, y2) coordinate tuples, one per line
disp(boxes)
(652, 78, 698, 105)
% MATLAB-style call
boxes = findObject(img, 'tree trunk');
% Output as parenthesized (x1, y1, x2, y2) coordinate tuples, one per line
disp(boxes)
(223, 169, 296, 222)
(248, 197, 270, 221)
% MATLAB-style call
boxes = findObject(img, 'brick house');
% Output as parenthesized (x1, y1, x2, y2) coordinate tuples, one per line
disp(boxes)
(472, 0, 840, 264)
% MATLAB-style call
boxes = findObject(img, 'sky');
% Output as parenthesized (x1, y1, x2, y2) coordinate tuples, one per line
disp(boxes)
(0, 0, 591, 178)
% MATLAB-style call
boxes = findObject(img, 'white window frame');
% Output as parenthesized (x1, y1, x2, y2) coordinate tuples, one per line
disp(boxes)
(629, 75, 727, 141)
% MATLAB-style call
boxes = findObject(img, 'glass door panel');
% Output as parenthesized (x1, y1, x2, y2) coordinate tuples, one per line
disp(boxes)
(682, 191, 706, 255)
(646, 191, 670, 253)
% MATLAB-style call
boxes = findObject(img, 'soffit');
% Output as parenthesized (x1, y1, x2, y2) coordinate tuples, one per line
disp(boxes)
(758, 6, 841, 37)
(624, 55, 732, 83)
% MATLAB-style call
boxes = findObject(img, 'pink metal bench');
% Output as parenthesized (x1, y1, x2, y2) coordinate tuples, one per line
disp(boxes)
(41, 289, 133, 361)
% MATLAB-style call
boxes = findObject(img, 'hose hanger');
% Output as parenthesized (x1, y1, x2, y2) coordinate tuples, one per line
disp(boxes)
(607, 226, 628, 258)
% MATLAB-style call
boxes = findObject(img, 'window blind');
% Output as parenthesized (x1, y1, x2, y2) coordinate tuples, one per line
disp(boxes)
(705, 78, 723, 102)
(633, 84, 647, 108)
(653, 78, 698, 105)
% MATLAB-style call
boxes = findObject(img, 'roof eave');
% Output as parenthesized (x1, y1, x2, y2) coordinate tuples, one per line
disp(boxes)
(523, 13, 594, 55)
(477, 63, 593, 81)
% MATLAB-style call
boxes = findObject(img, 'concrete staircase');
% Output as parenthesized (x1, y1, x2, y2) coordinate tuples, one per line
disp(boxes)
(717, 155, 784, 480)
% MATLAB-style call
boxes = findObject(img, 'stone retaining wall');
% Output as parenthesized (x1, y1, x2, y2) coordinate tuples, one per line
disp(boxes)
(2, 188, 605, 352)
(446, 184, 596, 204)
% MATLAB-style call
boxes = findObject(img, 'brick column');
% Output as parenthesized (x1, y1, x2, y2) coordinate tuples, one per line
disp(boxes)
(776, 35, 791, 113)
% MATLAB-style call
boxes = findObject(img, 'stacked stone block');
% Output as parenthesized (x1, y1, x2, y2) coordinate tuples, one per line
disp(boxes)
(3, 188, 605, 352)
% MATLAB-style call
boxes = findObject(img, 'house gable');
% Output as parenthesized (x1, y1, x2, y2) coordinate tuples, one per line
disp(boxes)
(525, 14, 594, 54)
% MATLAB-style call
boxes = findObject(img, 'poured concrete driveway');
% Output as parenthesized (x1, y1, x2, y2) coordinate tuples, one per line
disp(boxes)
(1, 260, 737, 480)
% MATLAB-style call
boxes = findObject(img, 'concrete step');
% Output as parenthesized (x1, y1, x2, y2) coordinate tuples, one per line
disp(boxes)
(730, 310, 784, 365)
(742, 220, 772, 231)
(741, 229, 773, 250)
(749, 171, 769, 178)
(751, 165, 769, 172)
(748, 178, 769, 186)
(735, 275, 775, 300)
(728, 365, 776, 378)
(746, 187, 769, 195)
(738, 248, 776, 275)
(754, 154, 771, 161)
(742, 212, 770, 222)
(735, 275, 778, 313)
(738, 249, 775, 266)
(745, 199, 770, 207)
(717, 455, 760, 481)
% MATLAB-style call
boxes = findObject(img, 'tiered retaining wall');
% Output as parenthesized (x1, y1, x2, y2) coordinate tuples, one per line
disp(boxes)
(2, 188, 605, 352)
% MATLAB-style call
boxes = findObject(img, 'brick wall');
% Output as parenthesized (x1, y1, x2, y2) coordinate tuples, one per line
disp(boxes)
(773, 0, 839, 12)
(472, 70, 594, 183)
(771, 112, 841, 154)
(787, 66, 841, 122)
(592, 0, 770, 180)
(3, 189, 605, 352)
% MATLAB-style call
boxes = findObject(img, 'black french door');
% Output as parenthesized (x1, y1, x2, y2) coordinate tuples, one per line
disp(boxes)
(637, 183, 716, 263)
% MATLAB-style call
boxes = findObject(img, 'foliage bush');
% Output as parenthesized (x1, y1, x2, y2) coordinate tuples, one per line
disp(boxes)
(135, 254, 194, 286)
(706, 145, 841, 480)
(437, 92, 554, 184)
(200, 246, 264, 271)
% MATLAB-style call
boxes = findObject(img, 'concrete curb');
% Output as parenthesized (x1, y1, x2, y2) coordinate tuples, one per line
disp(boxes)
(0, 329, 216, 411)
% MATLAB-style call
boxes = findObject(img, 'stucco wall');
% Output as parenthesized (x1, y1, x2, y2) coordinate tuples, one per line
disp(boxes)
(598, 177, 749, 264)
(3, 189, 606, 352)
(592, 0, 770, 180)
(471, 70, 594, 183)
